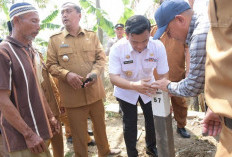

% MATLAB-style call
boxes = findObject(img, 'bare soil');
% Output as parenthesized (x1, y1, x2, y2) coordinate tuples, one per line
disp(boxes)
(59, 58, 218, 157)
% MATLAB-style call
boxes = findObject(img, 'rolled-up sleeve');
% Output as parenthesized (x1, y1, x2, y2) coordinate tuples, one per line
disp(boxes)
(0, 51, 12, 90)
(109, 45, 121, 75)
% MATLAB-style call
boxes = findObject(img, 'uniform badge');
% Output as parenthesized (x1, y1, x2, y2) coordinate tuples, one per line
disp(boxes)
(150, 53, 154, 57)
(60, 42, 69, 48)
(125, 71, 132, 77)
(126, 55, 130, 59)
(62, 55, 69, 62)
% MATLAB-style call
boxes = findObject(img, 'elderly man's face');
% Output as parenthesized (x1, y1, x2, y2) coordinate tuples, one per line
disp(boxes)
(18, 12, 40, 41)
(61, 5, 81, 28)
(165, 17, 188, 43)
(126, 30, 150, 53)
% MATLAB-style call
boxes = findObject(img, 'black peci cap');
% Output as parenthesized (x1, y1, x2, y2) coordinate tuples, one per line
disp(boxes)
(115, 23, 124, 29)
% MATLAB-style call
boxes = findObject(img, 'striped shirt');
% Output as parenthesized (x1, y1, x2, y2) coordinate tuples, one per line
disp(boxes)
(168, 12, 210, 97)
(0, 36, 51, 152)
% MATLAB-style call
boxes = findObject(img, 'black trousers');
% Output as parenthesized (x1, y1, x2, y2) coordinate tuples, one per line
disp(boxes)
(117, 97, 156, 157)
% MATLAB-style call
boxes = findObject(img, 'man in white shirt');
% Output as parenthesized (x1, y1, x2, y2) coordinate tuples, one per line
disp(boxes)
(109, 15, 169, 157)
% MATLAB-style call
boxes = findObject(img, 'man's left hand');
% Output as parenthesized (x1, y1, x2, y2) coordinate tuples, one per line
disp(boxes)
(84, 73, 97, 88)
(202, 108, 222, 136)
(49, 117, 60, 135)
(151, 78, 171, 92)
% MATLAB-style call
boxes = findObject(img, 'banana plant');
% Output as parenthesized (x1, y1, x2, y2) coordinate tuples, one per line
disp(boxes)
(79, 0, 115, 37)
(117, 0, 134, 24)
(40, 9, 61, 30)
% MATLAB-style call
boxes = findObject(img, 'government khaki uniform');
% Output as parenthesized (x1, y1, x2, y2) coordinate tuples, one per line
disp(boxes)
(151, 26, 188, 128)
(40, 59, 64, 157)
(205, 0, 232, 156)
(46, 28, 110, 157)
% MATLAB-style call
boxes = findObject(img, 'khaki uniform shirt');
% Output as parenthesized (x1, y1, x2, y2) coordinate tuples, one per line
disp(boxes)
(39, 54, 60, 117)
(46, 28, 106, 108)
(205, 0, 232, 118)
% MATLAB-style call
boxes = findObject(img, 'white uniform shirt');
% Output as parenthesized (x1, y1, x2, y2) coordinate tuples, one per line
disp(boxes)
(109, 37, 169, 105)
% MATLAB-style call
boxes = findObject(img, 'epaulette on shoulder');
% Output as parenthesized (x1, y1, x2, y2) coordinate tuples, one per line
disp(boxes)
(50, 31, 62, 38)
(84, 29, 94, 33)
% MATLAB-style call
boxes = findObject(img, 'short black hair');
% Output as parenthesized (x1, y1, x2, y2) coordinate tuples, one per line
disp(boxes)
(125, 15, 151, 35)
(62, 2, 81, 13)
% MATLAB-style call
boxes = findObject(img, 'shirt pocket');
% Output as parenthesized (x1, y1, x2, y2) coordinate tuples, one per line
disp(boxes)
(121, 61, 136, 79)
(58, 48, 75, 67)
(82, 45, 95, 62)
(83, 49, 96, 62)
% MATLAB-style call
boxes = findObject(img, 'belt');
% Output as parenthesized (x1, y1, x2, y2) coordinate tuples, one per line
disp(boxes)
(224, 117, 232, 130)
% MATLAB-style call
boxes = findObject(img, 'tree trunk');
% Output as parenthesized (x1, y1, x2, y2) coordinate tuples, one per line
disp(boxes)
(96, 0, 103, 44)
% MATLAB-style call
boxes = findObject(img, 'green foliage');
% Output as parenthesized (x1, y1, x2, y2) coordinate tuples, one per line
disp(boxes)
(34, 0, 49, 8)
(0, 0, 10, 20)
(118, 7, 134, 25)
(149, 18, 156, 25)
(79, 0, 115, 37)
(35, 38, 48, 47)
(41, 10, 59, 23)
(92, 24, 98, 32)
(122, 0, 130, 5)
(154, 0, 160, 3)
(37, 9, 60, 46)
(40, 23, 60, 30)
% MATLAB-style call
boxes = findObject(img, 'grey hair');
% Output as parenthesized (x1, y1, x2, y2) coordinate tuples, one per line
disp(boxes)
(62, 2, 81, 13)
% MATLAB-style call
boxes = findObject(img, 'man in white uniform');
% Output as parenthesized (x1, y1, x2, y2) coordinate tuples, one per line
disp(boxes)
(109, 15, 169, 157)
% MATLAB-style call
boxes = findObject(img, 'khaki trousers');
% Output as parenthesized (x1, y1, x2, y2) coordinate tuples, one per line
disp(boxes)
(60, 113, 72, 138)
(215, 120, 232, 157)
(60, 111, 92, 143)
(171, 96, 188, 128)
(66, 100, 110, 157)
(49, 117, 64, 157)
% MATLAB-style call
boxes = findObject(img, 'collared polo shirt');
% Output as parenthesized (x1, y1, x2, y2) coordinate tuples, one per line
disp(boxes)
(0, 36, 51, 152)
(109, 37, 169, 105)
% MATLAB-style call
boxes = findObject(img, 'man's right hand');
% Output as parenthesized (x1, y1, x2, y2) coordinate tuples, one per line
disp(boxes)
(130, 78, 155, 96)
(66, 72, 83, 89)
(24, 131, 47, 154)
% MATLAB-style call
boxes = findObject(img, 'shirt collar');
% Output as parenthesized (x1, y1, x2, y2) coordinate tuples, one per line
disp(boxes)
(5, 36, 31, 48)
(62, 27, 86, 38)
(128, 37, 151, 53)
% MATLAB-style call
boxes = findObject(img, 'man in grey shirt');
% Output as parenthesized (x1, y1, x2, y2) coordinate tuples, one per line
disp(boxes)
(152, 0, 210, 97)
(105, 24, 125, 56)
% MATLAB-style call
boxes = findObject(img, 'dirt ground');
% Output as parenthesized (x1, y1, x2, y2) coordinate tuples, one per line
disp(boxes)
(58, 59, 219, 157)
(61, 110, 218, 157)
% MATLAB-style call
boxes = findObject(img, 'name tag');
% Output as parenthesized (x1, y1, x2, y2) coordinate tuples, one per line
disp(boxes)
(60, 44, 69, 48)
(144, 58, 157, 62)
(123, 60, 133, 64)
